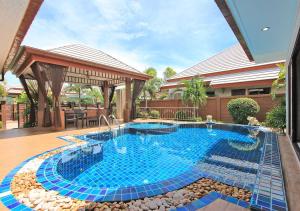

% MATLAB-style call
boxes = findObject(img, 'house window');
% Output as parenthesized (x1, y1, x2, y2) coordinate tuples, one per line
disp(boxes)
(231, 89, 246, 96)
(248, 87, 271, 95)
(206, 91, 215, 97)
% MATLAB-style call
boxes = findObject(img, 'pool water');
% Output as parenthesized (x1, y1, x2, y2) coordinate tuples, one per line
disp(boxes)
(56, 124, 264, 190)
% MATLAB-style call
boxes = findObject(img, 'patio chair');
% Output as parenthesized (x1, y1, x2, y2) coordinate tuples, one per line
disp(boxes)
(86, 109, 99, 127)
(75, 109, 87, 128)
(65, 111, 78, 128)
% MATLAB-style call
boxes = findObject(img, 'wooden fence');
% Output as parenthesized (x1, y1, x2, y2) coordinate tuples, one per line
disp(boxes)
(0, 101, 6, 129)
(140, 94, 283, 122)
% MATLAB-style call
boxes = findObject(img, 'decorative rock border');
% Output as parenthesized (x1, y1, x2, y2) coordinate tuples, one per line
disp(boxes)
(12, 168, 252, 211)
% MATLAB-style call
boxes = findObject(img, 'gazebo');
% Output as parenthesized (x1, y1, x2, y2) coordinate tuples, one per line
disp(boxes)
(9, 44, 150, 129)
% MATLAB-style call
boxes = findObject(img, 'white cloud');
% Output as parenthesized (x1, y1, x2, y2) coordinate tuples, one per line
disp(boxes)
(6, 0, 236, 86)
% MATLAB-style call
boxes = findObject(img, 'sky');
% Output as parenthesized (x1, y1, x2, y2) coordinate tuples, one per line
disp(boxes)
(5, 0, 237, 86)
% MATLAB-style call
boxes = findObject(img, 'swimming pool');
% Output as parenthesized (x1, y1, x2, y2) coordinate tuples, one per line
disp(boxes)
(37, 123, 266, 202)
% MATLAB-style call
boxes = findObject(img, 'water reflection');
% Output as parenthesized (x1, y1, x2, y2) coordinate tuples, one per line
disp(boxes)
(56, 143, 103, 180)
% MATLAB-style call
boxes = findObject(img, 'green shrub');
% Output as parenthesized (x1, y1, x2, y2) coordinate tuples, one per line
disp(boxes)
(23, 122, 32, 128)
(138, 111, 149, 119)
(0, 121, 2, 129)
(149, 110, 160, 119)
(195, 117, 202, 122)
(227, 98, 260, 124)
(175, 111, 188, 120)
(190, 117, 202, 122)
(266, 105, 286, 132)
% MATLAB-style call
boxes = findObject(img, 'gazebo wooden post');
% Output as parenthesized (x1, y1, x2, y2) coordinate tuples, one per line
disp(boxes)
(37, 81, 45, 127)
(103, 81, 109, 116)
(124, 77, 132, 122)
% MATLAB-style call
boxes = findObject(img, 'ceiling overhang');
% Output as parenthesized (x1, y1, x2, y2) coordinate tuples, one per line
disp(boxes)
(0, 0, 43, 80)
(215, 0, 300, 64)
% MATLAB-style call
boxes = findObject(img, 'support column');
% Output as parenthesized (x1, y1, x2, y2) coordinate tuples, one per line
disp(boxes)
(103, 81, 109, 116)
(37, 82, 45, 127)
(124, 78, 132, 122)
(116, 89, 125, 120)
(19, 75, 36, 126)
(216, 96, 221, 121)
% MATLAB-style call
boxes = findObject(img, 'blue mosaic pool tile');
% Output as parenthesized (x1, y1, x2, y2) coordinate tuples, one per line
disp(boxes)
(0, 123, 288, 211)
(250, 132, 288, 211)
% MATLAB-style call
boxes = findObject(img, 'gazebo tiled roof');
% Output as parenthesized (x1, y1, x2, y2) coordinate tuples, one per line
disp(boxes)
(49, 44, 142, 76)
(10, 44, 150, 86)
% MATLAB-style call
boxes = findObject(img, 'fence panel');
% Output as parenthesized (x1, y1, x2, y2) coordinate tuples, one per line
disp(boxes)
(17, 103, 27, 128)
(140, 94, 282, 122)
(139, 107, 201, 120)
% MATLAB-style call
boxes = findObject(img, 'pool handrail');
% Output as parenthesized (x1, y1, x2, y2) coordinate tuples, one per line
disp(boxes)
(98, 114, 111, 130)
(108, 114, 120, 129)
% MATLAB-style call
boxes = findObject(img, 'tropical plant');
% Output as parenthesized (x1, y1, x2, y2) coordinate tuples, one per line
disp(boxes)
(266, 105, 286, 133)
(182, 78, 207, 107)
(163, 67, 176, 80)
(138, 111, 149, 119)
(16, 91, 29, 103)
(272, 64, 286, 99)
(85, 87, 103, 104)
(142, 67, 163, 100)
(149, 110, 160, 119)
(175, 111, 188, 120)
(0, 83, 7, 98)
(159, 92, 168, 100)
(63, 84, 96, 106)
(182, 78, 207, 118)
(227, 98, 260, 124)
(194, 117, 202, 122)
(267, 63, 286, 133)
(144, 67, 157, 77)
(64, 84, 83, 101)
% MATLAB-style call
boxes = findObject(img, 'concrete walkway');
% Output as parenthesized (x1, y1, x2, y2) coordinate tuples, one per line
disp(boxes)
(0, 126, 106, 210)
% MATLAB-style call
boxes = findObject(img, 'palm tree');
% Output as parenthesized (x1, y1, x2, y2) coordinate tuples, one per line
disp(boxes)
(85, 87, 103, 104)
(182, 77, 207, 118)
(163, 67, 176, 80)
(63, 84, 84, 106)
(142, 67, 163, 101)
(272, 63, 286, 99)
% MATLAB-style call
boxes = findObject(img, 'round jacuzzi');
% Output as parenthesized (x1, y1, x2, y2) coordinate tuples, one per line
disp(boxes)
(127, 122, 178, 134)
